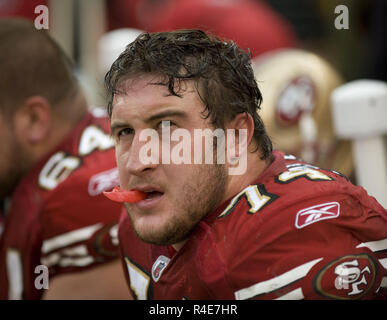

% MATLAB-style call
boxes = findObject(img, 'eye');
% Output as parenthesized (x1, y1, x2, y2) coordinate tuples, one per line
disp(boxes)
(117, 127, 134, 139)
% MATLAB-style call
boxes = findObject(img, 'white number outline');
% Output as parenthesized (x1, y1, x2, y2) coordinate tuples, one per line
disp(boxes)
(218, 184, 278, 218)
(125, 256, 152, 300)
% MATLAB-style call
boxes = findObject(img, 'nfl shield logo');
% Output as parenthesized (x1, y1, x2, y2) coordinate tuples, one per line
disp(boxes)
(152, 255, 170, 282)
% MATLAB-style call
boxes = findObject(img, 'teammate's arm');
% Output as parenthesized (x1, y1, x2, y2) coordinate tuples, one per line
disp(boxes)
(39, 163, 128, 300)
(42, 259, 132, 299)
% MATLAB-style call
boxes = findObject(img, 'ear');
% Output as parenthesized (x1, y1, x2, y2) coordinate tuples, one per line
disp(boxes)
(225, 113, 255, 158)
(13, 96, 52, 145)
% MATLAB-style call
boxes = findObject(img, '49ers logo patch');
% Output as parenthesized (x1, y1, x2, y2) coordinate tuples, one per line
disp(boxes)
(314, 254, 377, 299)
(295, 202, 340, 229)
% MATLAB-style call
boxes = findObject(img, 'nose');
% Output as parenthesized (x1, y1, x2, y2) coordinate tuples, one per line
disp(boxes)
(123, 129, 159, 176)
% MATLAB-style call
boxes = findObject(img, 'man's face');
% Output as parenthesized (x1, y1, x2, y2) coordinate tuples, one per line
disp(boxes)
(0, 112, 29, 199)
(111, 75, 228, 246)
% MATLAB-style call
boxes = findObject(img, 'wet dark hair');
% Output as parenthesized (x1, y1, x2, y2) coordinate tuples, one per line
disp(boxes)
(105, 29, 272, 159)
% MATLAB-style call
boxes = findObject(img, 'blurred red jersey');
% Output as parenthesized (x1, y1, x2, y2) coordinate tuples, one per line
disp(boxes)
(0, 0, 47, 20)
(119, 151, 387, 300)
(107, 0, 297, 58)
(0, 110, 122, 299)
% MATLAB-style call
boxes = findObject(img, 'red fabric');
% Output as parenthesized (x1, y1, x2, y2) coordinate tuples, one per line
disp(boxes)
(0, 0, 47, 20)
(119, 151, 387, 299)
(167, 245, 176, 258)
(107, 0, 297, 57)
(0, 111, 122, 299)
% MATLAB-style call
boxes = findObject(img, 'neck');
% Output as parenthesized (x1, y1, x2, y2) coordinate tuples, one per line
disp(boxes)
(172, 241, 186, 252)
(223, 150, 271, 202)
(171, 150, 271, 252)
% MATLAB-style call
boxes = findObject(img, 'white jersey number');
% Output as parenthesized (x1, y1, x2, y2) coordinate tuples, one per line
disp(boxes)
(78, 125, 114, 156)
(39, 152, 81, 190)
(218, 184, 278, 218)
(125, 257, 151, 300)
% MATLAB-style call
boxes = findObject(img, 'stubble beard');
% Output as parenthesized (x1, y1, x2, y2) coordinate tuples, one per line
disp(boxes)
(127, 163, 228, 246)
(0, 138, 31, 199)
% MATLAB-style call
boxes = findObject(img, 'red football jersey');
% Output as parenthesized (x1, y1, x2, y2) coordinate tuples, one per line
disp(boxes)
(118, 151, 387, 300)
(0, 110, 122, 299)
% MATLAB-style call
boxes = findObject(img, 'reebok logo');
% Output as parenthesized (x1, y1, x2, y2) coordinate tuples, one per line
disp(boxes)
(295, 202, 340, 229)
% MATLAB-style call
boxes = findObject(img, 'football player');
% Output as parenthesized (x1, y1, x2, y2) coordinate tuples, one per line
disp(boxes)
(0, 19, 129, 299)
(105, 29, 387, 300)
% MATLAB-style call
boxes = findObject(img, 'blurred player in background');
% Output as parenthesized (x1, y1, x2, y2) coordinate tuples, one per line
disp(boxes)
(105, 29, 387, 300)
(0, 18, 129, 299)
(107, 0, 297, 58)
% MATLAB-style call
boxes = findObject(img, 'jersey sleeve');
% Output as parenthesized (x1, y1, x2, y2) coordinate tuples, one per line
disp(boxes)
(225, 190, 387, 300)
(39, 163, 123, 277)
